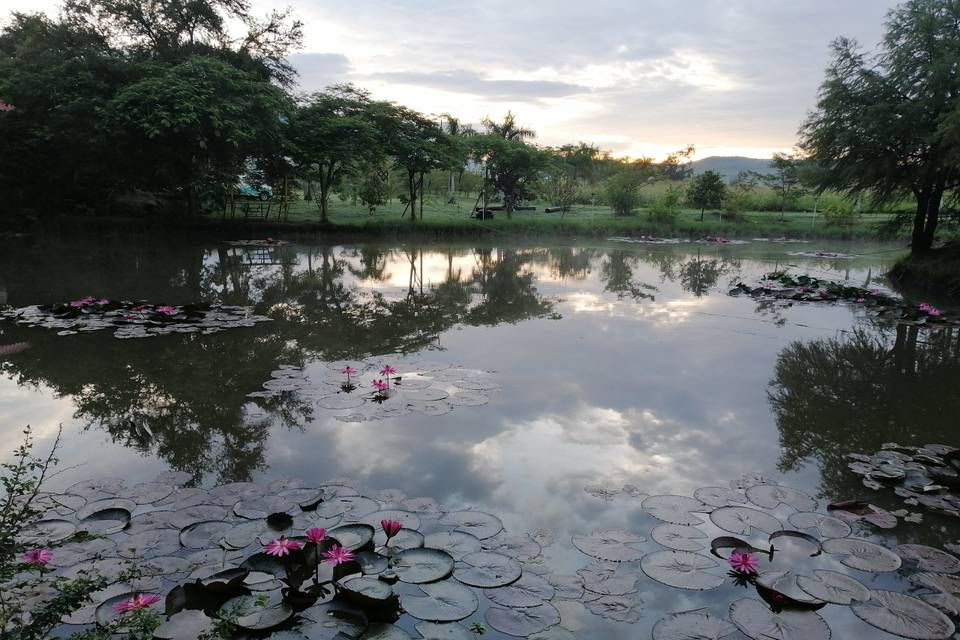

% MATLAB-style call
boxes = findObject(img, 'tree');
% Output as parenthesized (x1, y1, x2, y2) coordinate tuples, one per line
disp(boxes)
(472, 134, 548, 217)
(604, 170, 642, 216)
(481, 110, 535, 142)
(288, 85, 383, 223)
(762, 152, 805, 219)
(540, 160, 578, 215)
(687, 170, 727, 221)
(800, 0, 960, 254)
(660, 144, 695, 180)
(104, 55, 290, 215)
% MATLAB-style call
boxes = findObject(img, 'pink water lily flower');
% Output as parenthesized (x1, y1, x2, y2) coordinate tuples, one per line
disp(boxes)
(372, 379, 388, 393)
(22, 548, 52, 565)
(0, 101, 15, 112)
(381, 519, 402, 539)
(305, 527, 327, 544)
(112, 593, 162, 613)
(341, 366, 357, 379)
(155, 305, 178, 315)
(380, 365, 397, 377)
(98, 298, 109, 305)
(728, 551, 759, 574)
(322, 544, 355, 565)
(263, 537, 301, 557)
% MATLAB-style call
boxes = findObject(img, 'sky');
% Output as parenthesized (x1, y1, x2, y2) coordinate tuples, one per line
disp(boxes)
(3, 0, 899, 160)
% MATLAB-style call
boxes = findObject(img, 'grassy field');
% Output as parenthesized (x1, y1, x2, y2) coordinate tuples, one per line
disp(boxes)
(211, 192, 934, 242)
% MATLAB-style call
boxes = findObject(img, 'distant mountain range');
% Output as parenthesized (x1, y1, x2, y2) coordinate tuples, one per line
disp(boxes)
(690, 156, 774, 180)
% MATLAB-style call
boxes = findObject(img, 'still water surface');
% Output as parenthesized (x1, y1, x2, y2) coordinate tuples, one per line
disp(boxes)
(1, 235, 958, 638)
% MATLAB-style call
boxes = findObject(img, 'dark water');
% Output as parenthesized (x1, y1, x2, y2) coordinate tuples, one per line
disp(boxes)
(1, 234, 959, 638)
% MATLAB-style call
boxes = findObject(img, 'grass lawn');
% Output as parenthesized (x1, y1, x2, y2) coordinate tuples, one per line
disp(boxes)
(214, 193, 927, 242)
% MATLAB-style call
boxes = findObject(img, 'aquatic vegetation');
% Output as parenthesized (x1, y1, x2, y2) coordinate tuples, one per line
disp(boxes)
(250, 358, 501, 421)
(728, 551, 759, 575)
(0, 298, 271, 338)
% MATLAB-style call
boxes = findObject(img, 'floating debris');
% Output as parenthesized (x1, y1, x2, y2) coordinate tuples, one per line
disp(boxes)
(787, 250, 858, 259)
(224, 238, 291, 247)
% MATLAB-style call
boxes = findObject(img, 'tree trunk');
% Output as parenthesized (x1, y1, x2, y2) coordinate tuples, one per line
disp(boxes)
(911, 186, 943, 255)
(700, 207, 705, 222)
(408, 171, 417, 223)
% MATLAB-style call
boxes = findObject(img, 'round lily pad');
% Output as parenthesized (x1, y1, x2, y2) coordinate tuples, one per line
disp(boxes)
(822, 538, 902, 572)
(484, 535, 542, 562)
(341, 576, 394, 603)
(329, 524, 376, 551)
(582, 592, 643, 623)
(180, 520, 234, 549)
(640, 550, 724, 590)
(729, 598, 830, 640)
(390, 548, 455, 583)
(910, 572, 960, 595)
(851, 591, 955, 640)
(439, 510, 503, 540)
(710, 506, 782, 536)
(222, 520, 268, 549)
(67, 477, 126, 497)
(423, 531, 482, 560)
(360, 509, 421, 532)
(642, 495, 708, 525)
(298, 601, 368, 640)
(234, 496, 297, 519)
(118, 529, 182, 559)
(486, 571, 555, 608)
(278, 488, 325, 509)
(76, 497, 135, 521)
(77, 500, 133, 536)
(316, 394, 367, 410)
(572, 529, 645, 562)
(577, 563, 639, 596)
(18, 519, 76, 545)
(153, 610, 214, 639)
(485, 602, 560, 637)
(787, 512, 852, 539)
(446, 391, 490, 407)
(796, 570, 871, 605)
(95, 591, 164, 628)
(756, 570, 825, 607)
(400, 580, 479, 621)
(652, 610, 737, 640)
(220, 594, 294, 631)
(318, 496, 381, 519)
(155, 470, 192, 486)
(746, 484, 817, 511)
(210, 482, 264, 504)
(408, 401, 453, 416)
(379, 528, 424, 552)
(169, 505, 228, 529)
(355, 551, 389, 575)
(895, 544, 960, 573)
(549, 574, 585, 599)
(694, 487, 748, 508)
(415, 622, 475, 640)
(454, 551, 521, 588)
(651, 524, 708, 552)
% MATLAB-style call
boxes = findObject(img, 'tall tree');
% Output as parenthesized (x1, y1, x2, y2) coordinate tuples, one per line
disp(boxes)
(800, 0, 960, 254)
(481, 110, 535, 142)
(687, 170, 727, 221)
(472, 135, 548, 217)
(288, 85, 383, 223)
(762, 152, 805, 220)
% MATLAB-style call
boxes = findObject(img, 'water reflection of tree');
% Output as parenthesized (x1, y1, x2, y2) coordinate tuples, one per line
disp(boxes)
(678, 250, 740, 297)
(770, 326, 960, 511)
(600, 251, 657, 302)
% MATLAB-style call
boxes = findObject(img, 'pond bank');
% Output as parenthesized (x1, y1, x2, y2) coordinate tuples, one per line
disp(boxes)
(889, 243, 960, 298)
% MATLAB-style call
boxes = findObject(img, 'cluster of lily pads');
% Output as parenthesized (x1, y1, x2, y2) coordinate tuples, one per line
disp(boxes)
(0, 298, 271, 339)
(569, 472, 959, 640)
(847, 442, 960, 520)
(606, 236, 749, 246)
(730, 271, 956, 326)
(248, 359, 501, 421)
(786, 251, 858, 259)
(13, 473, 571, 639)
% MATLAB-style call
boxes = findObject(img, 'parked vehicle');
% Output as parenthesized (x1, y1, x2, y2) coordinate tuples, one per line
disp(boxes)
(236, 177, 273, 201)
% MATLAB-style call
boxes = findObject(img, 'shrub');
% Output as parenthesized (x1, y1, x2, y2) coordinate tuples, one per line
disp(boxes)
(605, 171, 642, 216)
(648, 185, 683, 224)
(821, 204, 860, 226)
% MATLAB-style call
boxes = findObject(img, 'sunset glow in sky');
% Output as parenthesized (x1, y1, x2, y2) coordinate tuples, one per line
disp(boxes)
(4, 0, 899, 159)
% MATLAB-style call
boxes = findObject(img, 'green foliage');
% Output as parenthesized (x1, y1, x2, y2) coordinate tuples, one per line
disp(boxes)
(800, 0, 960, 253)
(687, 170, 727, 219)
(604, 171, 642, 216)
(648, 185, 684, 224)
(821, 204, 860, 227)
(761, 153, 805, 217)
(472, 129, 550, 216)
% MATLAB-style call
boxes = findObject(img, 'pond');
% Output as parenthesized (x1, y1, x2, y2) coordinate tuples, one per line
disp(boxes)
(1, 234, 959, 639)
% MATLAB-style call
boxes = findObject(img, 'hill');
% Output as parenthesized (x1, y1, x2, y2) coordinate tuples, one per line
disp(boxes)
(691, 156, 774, 180)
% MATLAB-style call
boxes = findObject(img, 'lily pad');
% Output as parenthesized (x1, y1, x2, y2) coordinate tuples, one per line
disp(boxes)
(234, 496, 298, 519)
(95, 591, 164, 628)
(822, 538, 902, 572)
(118, 529, 182, 559)
(485, 602, 560, 637)
(895, 544, 960, 573)
(486, 571, 556, 608)
(439, 510, 503, 540)
(828, 501, 897, 529)
(390, 548, 455, 583)
(729, 598, 830, 640)
(795, 570, 871, 605)
(180, 520, 234, 549)
(329, 524, 376, 551)
(18, 519, 76, 545)
(153, 610, 215, 639)
(67, 477, 126, 497)
(454, 551, 521, 588)
(652, 610, 737, 640)
(360, 509, 421, 532)
(710, 506, 782, 535)
(549, 574, 585, 599)
(355, 551, 389, 575)
(651, 524, 708, 552)
(787, 512, 852, 539)
(640, 550, 725, 591)
(484, 534, 542, 562)
(169, 505, 228, 529)
(851, 590, 955, 640)
(341, 576, 394, 603)
(642, 495, 708, 525)
(128, 482, 174, 505)
(572, 529, 645, 562)
(220, 594, 294, 631)
(360, 623, 414, 640)
(577, 562, 639, 596)
(298, 601, 368, 640)
(693, 487, 748, 508)
(415, 622, 475, 640)
(581, 592, 643, 623)
(746, 485, 817, 511)
(400, 580, 479, 621)
(423, 531, 482, 560)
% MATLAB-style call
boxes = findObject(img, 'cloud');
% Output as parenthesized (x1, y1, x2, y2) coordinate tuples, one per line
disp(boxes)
(365, 69, 590, 102)
(287, 52, 351, 93)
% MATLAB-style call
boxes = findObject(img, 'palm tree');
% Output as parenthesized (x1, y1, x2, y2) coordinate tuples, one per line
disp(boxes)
(481, 111, 535, 141)
(441, 114, 477, 195)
